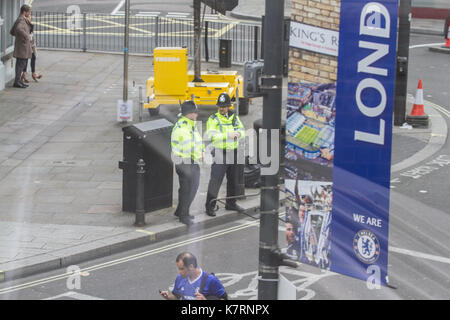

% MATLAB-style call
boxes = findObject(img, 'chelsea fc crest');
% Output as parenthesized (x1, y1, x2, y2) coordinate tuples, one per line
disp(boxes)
(353, 230, 381, 264)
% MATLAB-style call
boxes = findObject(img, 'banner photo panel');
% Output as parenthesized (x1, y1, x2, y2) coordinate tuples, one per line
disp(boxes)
(284, 0, 399, 286)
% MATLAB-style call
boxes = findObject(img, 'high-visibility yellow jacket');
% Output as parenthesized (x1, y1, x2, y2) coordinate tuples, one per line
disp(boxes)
(171, 116, 204, 163)
(206, 111, 245, 150)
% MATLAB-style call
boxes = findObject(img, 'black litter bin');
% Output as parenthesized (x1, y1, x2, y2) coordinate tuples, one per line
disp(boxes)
(219, 39, 232, 68)
(119, 119, 173, 213)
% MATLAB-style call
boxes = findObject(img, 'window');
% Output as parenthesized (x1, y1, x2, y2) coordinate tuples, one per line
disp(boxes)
(1, 0, 20, 55)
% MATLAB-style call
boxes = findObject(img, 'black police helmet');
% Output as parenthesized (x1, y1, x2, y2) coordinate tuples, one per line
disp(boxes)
(181, 100, 198, 116)
(217, 93, 232, 107)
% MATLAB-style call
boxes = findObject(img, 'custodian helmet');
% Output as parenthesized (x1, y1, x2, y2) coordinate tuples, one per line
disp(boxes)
(217, 93, 232, 107)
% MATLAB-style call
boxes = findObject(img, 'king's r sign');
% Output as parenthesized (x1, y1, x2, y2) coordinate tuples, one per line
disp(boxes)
(332, 0, 398, 286)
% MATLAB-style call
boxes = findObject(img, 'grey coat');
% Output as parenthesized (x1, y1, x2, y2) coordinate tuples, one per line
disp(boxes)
(10, 16, 32, 59)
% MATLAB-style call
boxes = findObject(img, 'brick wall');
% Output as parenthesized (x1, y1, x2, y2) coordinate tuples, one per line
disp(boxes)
(289, 0, 340, 84)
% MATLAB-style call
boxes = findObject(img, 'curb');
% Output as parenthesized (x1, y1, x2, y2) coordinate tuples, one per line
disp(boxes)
(229, 11, 263, 22)
(391, 99, 448, 173)
(411, 28, 444, 36)
(0, 198, 270, 284)
(428, 46, 450, 54)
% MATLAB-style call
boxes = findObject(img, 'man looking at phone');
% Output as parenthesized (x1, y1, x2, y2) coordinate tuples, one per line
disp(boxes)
(160, 252, 227, 300)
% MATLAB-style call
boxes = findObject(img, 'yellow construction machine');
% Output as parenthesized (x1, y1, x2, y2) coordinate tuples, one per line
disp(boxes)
(143, 47, 249, 116)
(143, 0, 249, 116)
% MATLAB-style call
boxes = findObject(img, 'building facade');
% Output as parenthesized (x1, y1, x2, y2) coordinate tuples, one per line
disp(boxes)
(1, 0, 26, 91)
(289, 0, 340, 85)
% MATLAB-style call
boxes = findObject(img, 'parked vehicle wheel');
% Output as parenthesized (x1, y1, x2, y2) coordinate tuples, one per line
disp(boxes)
(148, 106, 160, 116)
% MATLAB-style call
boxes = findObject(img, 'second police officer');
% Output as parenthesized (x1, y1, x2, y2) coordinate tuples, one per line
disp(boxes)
(205, 93, 245, 216)
(171, 101, 204, 226)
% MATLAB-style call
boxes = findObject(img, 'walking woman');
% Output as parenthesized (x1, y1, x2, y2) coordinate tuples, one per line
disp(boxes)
(22, 14, 42, 83)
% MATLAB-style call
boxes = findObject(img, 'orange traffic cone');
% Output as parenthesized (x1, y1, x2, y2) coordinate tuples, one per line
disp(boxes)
(406, 78, 429, 128)
(410, 79, 424, 116)
(446, 23, 450, 48)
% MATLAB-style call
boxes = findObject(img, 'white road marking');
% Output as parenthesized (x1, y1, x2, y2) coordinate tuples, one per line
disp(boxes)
(136, 12, 160, 17)
(390, 178, 401, 184)
(111, 0, 125, 15)
(43, 291, 103, 300)
(389, 246, 450, 265)
(409, 43, 445, 49)
(429, 102, 450, 118)
(400, 155, 450, 179)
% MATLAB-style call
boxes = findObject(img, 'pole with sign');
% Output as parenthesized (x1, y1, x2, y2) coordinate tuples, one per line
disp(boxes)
(119, 0, 132, 123)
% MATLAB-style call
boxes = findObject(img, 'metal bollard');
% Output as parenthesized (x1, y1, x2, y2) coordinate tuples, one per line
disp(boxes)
(135, 159, 146, 227)
(138, 86, 143, 122)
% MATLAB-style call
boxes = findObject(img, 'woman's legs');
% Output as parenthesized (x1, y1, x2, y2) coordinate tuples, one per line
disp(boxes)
(31, 53, 43, 81)
(31, 53, 36, 74)
(21, 60, 30, 83)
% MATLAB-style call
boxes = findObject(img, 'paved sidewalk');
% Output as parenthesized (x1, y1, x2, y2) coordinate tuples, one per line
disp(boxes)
(0, 42, 446, 281)
(0, 50, 264, 281)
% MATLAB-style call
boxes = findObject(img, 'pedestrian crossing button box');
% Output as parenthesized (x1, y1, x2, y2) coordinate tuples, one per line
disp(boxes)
(219, 39, 232, 68)
(244, 60, 264, 98)
(119, 119, 174, 213)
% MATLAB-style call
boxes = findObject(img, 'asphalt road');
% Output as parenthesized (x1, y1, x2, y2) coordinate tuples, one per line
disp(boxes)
(31, 0, 207, 15)
(396, 33, 450, 215)
(1, 212, 449, 300)
(408, 34, 450, 111)
(31, 2, 260, 63)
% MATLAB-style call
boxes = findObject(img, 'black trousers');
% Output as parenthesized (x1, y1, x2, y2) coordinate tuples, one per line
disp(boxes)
(14, 58, 28, 84)
(175, 163, 200, 218)
(23, 53, 37, 73)
(206, 149, 240, 208)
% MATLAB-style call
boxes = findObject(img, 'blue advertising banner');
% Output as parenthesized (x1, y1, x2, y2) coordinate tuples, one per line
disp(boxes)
(332, 0, 399, 285)
(284, 0, 398, 287)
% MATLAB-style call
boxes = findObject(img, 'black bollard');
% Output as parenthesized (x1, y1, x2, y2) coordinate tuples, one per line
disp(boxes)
(135, 159, 146, 227)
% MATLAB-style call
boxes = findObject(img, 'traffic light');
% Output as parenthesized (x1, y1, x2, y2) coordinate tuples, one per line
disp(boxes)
(200, 0, 239, 15)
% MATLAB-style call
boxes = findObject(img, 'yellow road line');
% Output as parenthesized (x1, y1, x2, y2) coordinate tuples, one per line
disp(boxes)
(214, 22, 238, 38)
(35, 31, 156, 37)
(135, 229, 156, 241)
(34, 21, 71, 33)
(90, 16, 153, 35)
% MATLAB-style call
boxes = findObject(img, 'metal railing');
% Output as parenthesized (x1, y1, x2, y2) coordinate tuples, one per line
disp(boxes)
(33, 11, 262, 64)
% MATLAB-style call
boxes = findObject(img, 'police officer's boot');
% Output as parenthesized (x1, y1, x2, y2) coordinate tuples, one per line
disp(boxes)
(225, 201, 245, 213)
(205, 194, 216, 217)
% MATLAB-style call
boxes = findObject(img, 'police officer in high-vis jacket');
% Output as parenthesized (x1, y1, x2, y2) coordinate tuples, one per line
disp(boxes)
(205, 93, 245, 216)
(171, 101, 204, 226)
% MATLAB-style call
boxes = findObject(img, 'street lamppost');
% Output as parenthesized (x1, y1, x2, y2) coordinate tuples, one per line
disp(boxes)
(193, 0, 203, 82)
(394, 0, 412, 126)
(123, 0, 130, 102)
(258, 0, 284, 300)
